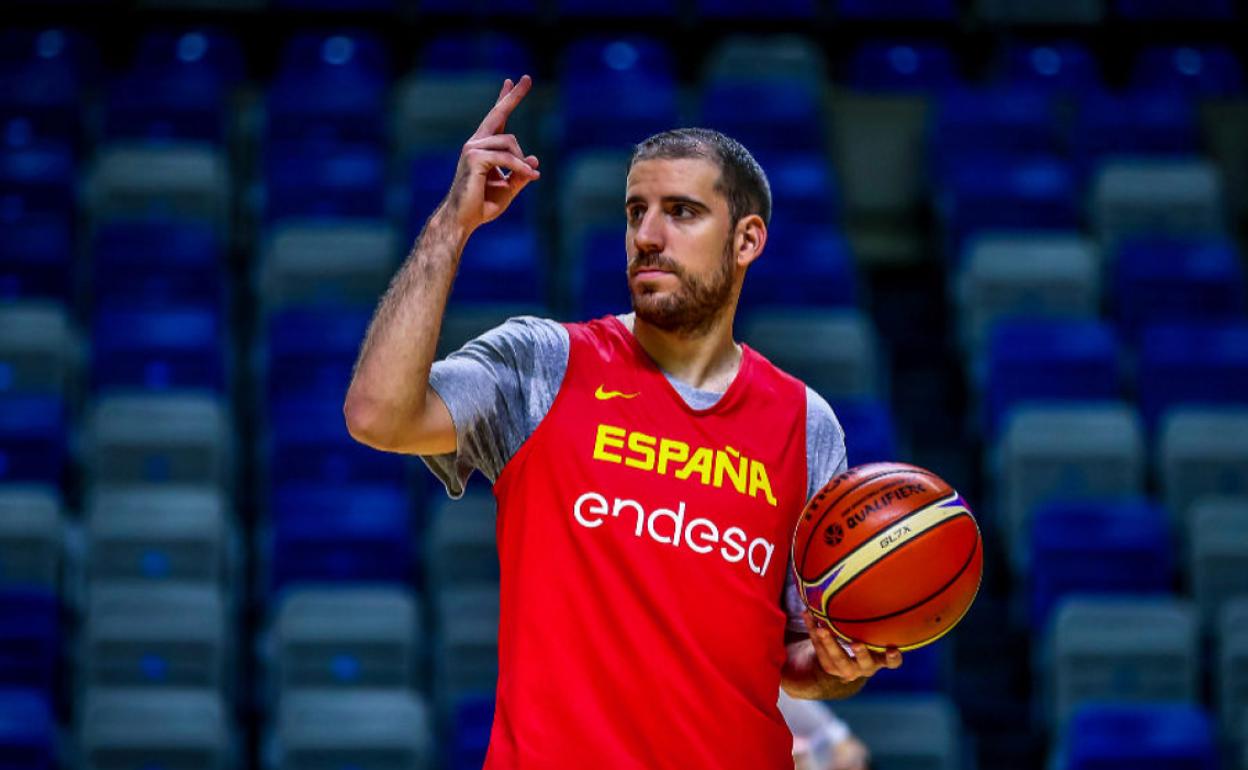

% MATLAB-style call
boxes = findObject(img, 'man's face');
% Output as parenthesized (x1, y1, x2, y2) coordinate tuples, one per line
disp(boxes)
(624, 157, 737, 336)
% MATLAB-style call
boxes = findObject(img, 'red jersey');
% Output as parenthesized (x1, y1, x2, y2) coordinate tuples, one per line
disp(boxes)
(486, 315, 809, 769)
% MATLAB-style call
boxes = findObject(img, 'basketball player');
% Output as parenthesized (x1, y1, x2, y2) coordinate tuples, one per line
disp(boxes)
(344, 74, 902, 768)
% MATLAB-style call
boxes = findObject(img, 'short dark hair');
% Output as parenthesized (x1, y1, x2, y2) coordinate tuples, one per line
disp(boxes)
(630, 128, 771, 227)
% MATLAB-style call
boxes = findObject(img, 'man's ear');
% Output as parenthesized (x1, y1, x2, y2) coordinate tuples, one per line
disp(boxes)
(735, 214, 767, 269)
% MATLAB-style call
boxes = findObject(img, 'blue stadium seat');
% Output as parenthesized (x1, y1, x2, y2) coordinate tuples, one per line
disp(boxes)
(452, 225, 544, 304)
(91, 307, 225, 392)
(836, 0, 956, 18)
(0, 688, 55, 770)
(134, 29, 245, 86)
(1113, 238, 1246, 344)
(935, 153, 1080, 260)
(1114, 0, 1234, 19)
(419, 0, 539, 17)
(408, 150, 460, 238)
(560, 37, 677, 155)
(1028, 497, 1172, 631)
(105, 29, 245, 144)
(559, 0, 677, 17)
(984, 318, 1120, 436)
(268, 32, 388, 146)
(93, 220, 225, 308)
(847, 41, 958, 92)
(0, 212, 72, 301)
(755, 151, 841, 227)
(695, 0, 817, 18)
(1071, 91, 1200, 176)
(268, 484, 415, 594)
(448, 692, 495, 770)
(104, 73, 226, 144)
(0, 395, 66, 486)
(265, 142, 387, 221)
(268, 395, 407, 486)
(0, 141, 75, 216)
(932, 88, 1064, 158)
(1000, 41, 1102, 94)
(571, 226, 631, 320)
(862, 643, 947, 692)
(0, 587, 59, 694)
(0, 28, 99, 84)
(830, 398, 899, 466)
(1060, 703, 1218, 770)
(420, 32, 532, 75)
(700, 80, 825, 154)
(741, 225, 856, 312)
(0, 28, 97, 149)
(1132, 44, 1245, 98)
(1137, 321, 1248, 430)
(266, 308, 370, 401)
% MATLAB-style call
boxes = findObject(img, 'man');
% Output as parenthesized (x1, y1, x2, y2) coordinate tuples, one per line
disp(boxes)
(344, 74, 901, 769)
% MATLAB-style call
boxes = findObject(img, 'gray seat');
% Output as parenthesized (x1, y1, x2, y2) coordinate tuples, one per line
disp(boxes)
(1219, 598, 1248, 750)
(426, 490, 499, 591)
(273, 689, 431, 770)
(0, 485, 62, 588)
(259, 220, 398, 311)
(956, 231, 1100, 375)
(87, 394, 231, 488)
(0, 302, 76, 395)
(1159, 407, 1248, 526)
(273, 585, 419, 692)
(997, 403, 1145, 573)
(832, 695, 963, 770)
(1046, 597, 1199, 730)
(830, 91, 929, 265)
(433, 586, 500, 717)
(1090, 157, 1226, 247)
(86, 485, 232, 588)
(438, 305, 549, 358)
(89, 143, 230, 227)
(79, 687, 233, 770)
(558, 150, 631, 262)
(83, 582, 230, 691)
(703, 35, 828, 83)
(742, 309, 883, 399)
(394, 72, 535, 158)
(1188, 497, 1248, 629)
(977, 0, 1103, 24)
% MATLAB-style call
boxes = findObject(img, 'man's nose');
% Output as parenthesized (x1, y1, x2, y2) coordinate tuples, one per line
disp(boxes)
(633, 209, 664, 252)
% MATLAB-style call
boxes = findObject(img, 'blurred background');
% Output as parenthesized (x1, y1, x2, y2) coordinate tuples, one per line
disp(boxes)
(1, 0, 1247, 768)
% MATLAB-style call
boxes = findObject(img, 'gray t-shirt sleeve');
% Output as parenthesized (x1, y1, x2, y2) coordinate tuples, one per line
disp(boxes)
(784, 386, 848, 634)
(420, 315, 570, 498)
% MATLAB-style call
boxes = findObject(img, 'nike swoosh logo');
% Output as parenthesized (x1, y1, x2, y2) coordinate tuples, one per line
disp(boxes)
(595, 385, 639, 400)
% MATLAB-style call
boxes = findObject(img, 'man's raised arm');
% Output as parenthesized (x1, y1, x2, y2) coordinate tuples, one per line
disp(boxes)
(343, 75, 540, 455)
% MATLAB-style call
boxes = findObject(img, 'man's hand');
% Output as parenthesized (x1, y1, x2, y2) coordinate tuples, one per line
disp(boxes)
(441, 74, 541, 236)
(781, 610, 902, 700)
(804, 610, 902, 683)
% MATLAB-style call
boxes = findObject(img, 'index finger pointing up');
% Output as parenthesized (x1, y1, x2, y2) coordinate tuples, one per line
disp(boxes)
(472, 74, 533, 140)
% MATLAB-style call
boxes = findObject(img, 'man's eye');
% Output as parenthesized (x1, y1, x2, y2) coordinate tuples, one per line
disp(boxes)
(627, 208, 642, 222)
(672, 205, 694, 218)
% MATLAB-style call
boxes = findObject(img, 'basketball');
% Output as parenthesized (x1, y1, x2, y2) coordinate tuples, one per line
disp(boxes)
(792, 462, 983, 652)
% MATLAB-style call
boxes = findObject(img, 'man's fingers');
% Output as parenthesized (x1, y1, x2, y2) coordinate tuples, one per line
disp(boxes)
(467, 149, 540, 180)
(465, 133, 532, 166)
(472, 74, 532, 139)
(885, 647, 903, 669)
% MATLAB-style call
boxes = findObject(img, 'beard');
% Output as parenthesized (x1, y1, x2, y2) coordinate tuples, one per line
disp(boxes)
(629, 235, 736, 337)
